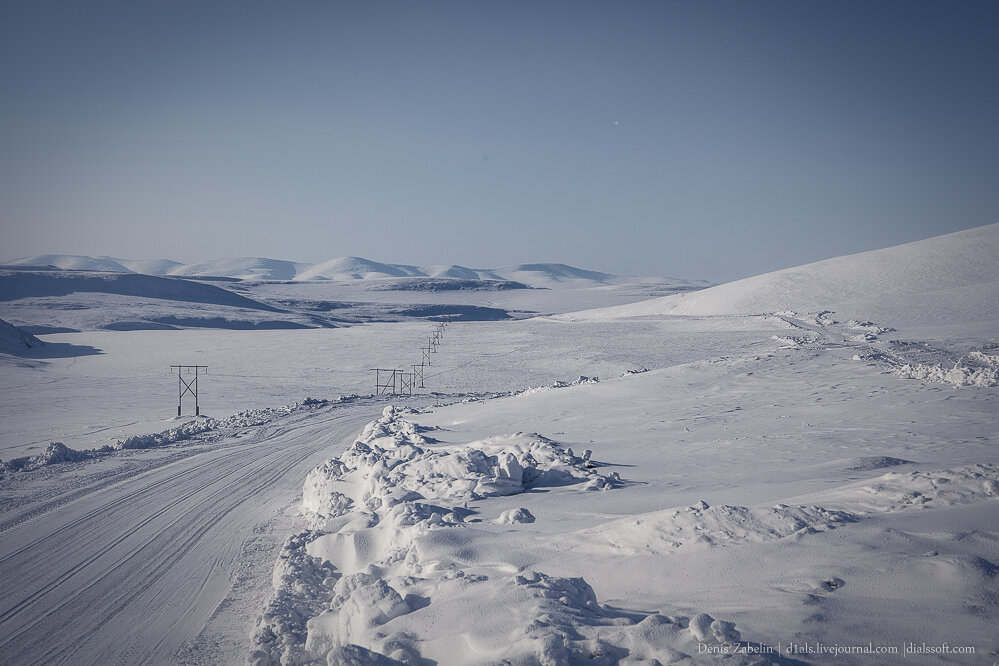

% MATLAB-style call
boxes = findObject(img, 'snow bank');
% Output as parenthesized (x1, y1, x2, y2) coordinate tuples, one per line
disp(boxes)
(0, 396, 352, 475)
(514, 375, 600, 397)
(252, 407, 761, 665)
(0, 442, 88, 473)
(892, 351, 999, 388)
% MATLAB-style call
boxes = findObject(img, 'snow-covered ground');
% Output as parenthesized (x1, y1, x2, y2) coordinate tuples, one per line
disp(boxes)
(1, 226, 997, 664)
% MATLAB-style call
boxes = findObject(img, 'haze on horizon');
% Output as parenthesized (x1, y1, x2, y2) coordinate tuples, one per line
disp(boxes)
(1, 1, 997, 284)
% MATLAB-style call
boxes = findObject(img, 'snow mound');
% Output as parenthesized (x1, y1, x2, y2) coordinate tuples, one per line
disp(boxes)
(514, 375, 600, 397)
(248, 531, 339, 666)
(571, 223, 999, 325)
(582, 500, 857, 555)
(848, 456, 915, 471)
(832, 464, 999, 513)
(255, 407, 745, 666)
(307, 406, 618, 521)
(299, 568, 735, 665)
(496, 507, 536, 524)
(0, 318, 44, 354)
(892, 351, 999, 388)
(0, 442, 88, 473)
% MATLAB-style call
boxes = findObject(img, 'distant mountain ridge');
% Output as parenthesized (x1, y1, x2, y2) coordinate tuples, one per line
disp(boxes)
(1, 255, 707, 288)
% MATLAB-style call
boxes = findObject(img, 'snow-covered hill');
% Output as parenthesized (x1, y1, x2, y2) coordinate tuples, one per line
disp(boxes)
(294, 257, 416, 281)
(0, 318, 43, 355)
(2, 254, 704, 289)
(569, 223, 999, 327)
(166, 257, 305, 281)
(0, 269, 279, 311)
(4, 255, 136, 273)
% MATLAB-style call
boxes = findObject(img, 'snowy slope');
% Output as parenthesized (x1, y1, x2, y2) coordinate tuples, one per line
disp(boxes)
(166, 257, 305, 281)
(114, 257, 184, 275)
(0, 318, 43, 354)
(294, 257, 415, 281)
(492, 262, 615, 285)
(0, 269, 279, 311)
(570, 224, 999, 326)
(4, 254, 135, 273)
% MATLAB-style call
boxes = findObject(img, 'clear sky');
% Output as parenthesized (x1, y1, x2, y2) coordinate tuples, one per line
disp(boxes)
(1, 1, 997, 283)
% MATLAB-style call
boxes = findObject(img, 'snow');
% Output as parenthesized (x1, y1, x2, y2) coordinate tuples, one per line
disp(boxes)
(0, 318, 44, 354)
(567, 223, 999, 329)
(3, 254, 707, 290)
(3, 254, 136, 273)
(167, 257, 307, 281)
(1, 225, 997, 664)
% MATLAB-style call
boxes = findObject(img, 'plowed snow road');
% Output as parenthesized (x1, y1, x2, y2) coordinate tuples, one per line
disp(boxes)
(0, 403, 385, 665)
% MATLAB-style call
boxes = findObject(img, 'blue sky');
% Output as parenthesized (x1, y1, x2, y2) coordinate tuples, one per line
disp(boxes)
(1, 1, 997, 282)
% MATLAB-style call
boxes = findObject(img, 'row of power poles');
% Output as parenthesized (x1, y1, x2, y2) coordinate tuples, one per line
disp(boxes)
(169, 316, 455, 416)
(371, 315, 451, 396)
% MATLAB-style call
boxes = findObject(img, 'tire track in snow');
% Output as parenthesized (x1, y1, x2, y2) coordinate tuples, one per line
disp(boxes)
(0, 406, 379, 666)
(0, 417, 286, 536)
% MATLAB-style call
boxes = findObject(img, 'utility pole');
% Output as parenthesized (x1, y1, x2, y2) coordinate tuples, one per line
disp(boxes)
(398, 371, 414, 395)
(370, 368, 397, 395)
(170, 365, 208, 416)
(371, 368, 415, 395)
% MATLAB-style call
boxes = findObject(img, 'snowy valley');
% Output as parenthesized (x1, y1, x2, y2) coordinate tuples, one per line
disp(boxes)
(1, 226, 998, 665)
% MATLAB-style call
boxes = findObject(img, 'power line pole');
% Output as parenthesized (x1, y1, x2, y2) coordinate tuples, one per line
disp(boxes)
(370, 368, 396, 395)
(370, 368, 415, 395)
(170, 365, 208, 416)
(398, 371, 414, 395)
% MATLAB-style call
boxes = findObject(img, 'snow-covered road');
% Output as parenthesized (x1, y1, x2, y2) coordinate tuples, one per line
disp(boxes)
(0, 404, 383, 665)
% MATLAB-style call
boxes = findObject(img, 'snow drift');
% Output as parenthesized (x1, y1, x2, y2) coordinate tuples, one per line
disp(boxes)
(249, 407, 759, 666)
